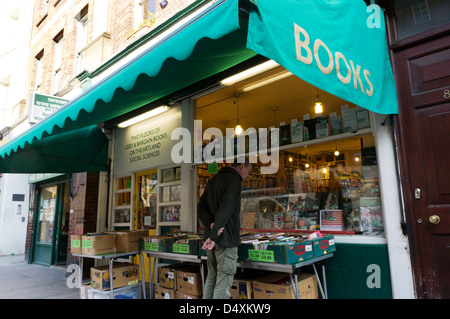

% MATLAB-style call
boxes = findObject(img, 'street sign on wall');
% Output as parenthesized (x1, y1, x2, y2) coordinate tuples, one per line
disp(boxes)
(29, 93, 69, 124)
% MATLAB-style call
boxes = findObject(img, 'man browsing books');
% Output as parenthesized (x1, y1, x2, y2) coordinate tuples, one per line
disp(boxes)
(197, 158, 252, 299)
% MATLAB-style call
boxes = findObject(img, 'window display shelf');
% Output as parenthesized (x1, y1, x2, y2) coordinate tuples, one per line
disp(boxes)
(157, 166, 182, 233)
(112, 175, 133, 230)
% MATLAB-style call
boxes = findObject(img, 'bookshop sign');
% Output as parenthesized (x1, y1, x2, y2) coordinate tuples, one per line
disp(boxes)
(114, 105, 182, 175)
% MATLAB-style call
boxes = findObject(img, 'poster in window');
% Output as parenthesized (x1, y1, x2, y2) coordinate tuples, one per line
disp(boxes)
(320, 209, 343, 231)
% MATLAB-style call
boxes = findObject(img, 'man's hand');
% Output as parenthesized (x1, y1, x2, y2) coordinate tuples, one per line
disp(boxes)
(202, 238, 215, 250)
(202, 223, 224, 251)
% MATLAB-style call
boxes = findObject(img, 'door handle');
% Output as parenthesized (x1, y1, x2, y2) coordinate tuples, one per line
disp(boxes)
(429, 215, 440, 225)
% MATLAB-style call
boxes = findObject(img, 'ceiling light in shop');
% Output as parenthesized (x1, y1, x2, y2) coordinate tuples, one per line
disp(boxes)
(314, 88, 323, 114)
(235, 124, 244, 136)
(220, 60, 280, 86)
(314, 100, 323, 114)
(118, 105, 170, 128)
(241, 70, 293, 92)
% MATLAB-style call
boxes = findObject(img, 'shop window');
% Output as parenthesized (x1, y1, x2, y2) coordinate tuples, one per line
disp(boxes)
(158, 166, 181, 229)
(37, 185, 58, 244)
(194, 64, 383, 237)
(136, 169, 158, 230)
(112, 175, 133, 229)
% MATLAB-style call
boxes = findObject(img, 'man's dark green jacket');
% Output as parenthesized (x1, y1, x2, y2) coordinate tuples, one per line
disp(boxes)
(197, 166, 242, 247)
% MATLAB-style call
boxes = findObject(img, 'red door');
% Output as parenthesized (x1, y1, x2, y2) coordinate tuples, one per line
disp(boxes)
(394, 34, 450, 299)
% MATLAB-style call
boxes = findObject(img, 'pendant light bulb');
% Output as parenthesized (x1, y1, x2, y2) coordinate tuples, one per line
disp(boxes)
(314, 88, 323, 114)
(314, 100, 323, 114)
(235, 124, 244, 136)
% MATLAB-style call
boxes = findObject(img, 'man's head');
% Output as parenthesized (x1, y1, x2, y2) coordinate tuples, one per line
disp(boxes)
(232, 157, 252, 181)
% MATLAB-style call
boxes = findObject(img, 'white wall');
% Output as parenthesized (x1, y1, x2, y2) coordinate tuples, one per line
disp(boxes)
(0, 174, 30, 255)
(0, 0, 34, 256)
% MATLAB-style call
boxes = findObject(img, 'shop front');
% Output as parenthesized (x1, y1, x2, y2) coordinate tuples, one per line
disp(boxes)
(104, 0, 409, 298)
(0, 0, 421, 298)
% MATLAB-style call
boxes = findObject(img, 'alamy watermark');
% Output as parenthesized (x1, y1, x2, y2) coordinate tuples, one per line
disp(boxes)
(366, 4, 381, 29)
(66, 264, 80, 288)
(171, 120, 280, 174)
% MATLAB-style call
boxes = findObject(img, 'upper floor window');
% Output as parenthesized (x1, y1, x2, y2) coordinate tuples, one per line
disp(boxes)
(52, 31, 63, 94)
(135, 0, 156, 29)
(35, 51, 44, 93)
(74, 6, 88, 75)
(42, 0, 49, 17)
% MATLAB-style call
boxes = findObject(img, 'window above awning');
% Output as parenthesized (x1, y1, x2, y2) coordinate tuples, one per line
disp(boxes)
(0, 0, 256, 173)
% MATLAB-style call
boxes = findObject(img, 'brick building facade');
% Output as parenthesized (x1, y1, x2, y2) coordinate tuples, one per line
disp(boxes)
(23, 0, 197, 266)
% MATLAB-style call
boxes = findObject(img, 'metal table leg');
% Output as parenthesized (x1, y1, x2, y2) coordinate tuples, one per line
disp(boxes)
(109, 258, 115, 299)
(289, 273, 300, 299)
(139, 253, 146, 299)
(79, 256, 84, 288)
(199, 262, 205, 293)
(322, 263, 328, 299)
(312, 264, 326, 299)
(149, 255, 159, 299)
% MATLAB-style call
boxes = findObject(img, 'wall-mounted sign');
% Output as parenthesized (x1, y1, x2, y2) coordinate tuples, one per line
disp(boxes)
(29, 93, 69, 124)
(114, 105, 182, 175)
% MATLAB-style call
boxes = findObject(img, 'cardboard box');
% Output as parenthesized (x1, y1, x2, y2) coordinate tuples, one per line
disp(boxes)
(111, 230, 149, 252)
(312, 235, 336, 257)
(170, 239, 200, 255)
(140, 236, 169, 252)
(253, 273, 318, 299)
(90, 262, 139, 291)
(154, 285, 176, 299)
(158, 266, 177, 289)
(229, 270, 268, 299)
(176, 291, 202, 299)
(82, 233, 116, 256)
(157, 263, 194, 289)
(230, 279, 253, 299)
(238, 239, 314, 264)
(71, 234, 82, 255)
(176, 267, 203, 296)
(268, 240, 314, 264)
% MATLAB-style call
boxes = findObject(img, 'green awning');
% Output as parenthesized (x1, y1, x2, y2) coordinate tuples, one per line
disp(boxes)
(0, 125, 108, 173)
(0, 0, 256, 172)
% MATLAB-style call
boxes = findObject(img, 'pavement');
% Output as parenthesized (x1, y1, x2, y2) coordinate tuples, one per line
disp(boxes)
(0, 254, 79, 299)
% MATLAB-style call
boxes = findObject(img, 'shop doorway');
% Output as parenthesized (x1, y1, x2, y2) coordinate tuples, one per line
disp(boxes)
(32, 182, 70, 266)
(393, 34, 450, 298)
